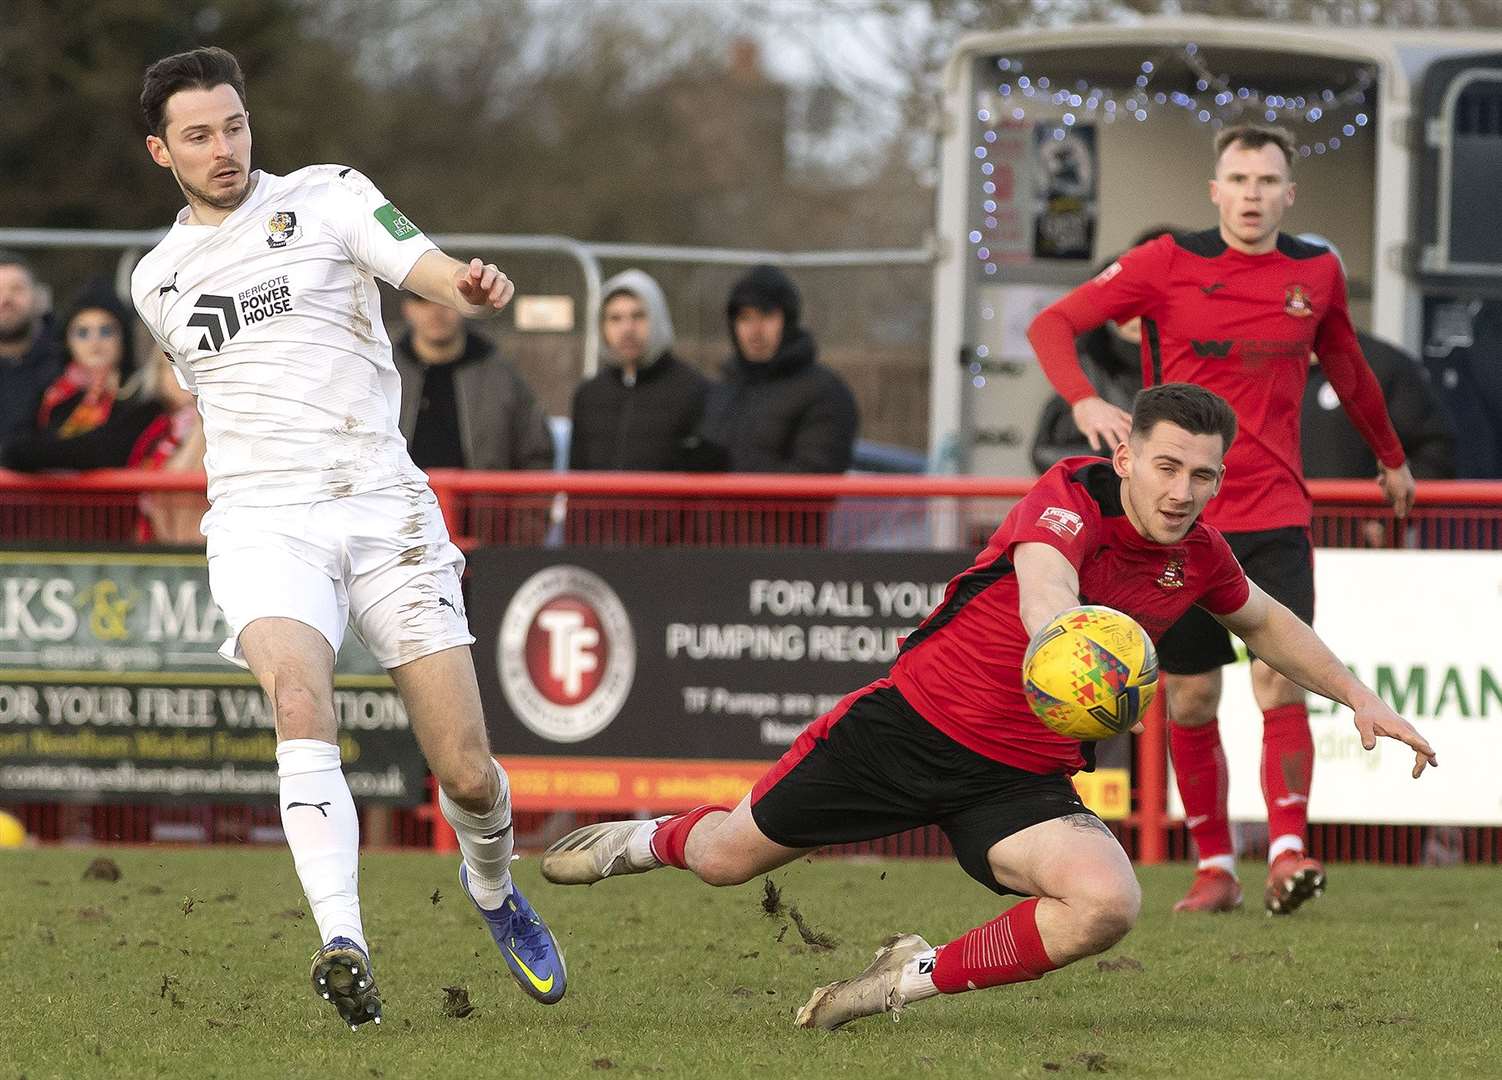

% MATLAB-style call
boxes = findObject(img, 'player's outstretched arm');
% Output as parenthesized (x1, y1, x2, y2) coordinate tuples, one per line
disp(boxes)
(1013, 542, 1083, 637)
(1215, 584, 1437, 777)
(401, 250, 515, 318)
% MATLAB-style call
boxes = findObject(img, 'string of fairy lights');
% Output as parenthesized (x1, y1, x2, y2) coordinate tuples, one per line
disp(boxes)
(974, 44, 1376, 159)
(963, 44, 1379, 281)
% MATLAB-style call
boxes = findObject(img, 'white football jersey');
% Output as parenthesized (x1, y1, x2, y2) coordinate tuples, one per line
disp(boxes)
(131, 166, 437, 507)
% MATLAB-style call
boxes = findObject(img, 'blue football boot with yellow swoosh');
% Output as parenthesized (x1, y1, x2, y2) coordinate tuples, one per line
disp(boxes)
(460, 864, 566, 1004)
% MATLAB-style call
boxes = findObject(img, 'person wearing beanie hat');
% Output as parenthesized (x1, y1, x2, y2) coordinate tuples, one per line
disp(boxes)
(2, 277, 166, 471)
(569, 268, 708, 470)
(690, 264, 858, 474)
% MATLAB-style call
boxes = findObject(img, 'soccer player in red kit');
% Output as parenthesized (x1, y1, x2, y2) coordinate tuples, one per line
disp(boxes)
(1027, 125, 1416, 915)
(539, 385, 1435, 1030)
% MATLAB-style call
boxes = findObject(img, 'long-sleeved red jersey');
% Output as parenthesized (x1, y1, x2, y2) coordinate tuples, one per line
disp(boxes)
(1028, 229, 1404, 532)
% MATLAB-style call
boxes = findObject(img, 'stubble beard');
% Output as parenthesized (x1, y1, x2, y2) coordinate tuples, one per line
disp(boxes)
(0, 313, 35, 347)
(178, 168, 251, 214)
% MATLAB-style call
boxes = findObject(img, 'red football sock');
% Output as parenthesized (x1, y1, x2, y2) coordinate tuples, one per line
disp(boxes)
(648, 804, 730, 869)
(1170, 720, 1233, 861)
(931, 898, 1058, 993)
(1261, 703, 1313, 846)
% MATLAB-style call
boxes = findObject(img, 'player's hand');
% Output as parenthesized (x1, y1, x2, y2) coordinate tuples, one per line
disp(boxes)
(456, 258, 514, 312)
(1351, 696, 1437, 778)
(1070, 396, 1133, 453)
(1377, 461, 1415, 518)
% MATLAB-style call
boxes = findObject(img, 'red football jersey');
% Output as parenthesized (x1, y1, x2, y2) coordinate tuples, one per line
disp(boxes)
(1028, 230, 1404, 533)
(890, 458, 1249, 774)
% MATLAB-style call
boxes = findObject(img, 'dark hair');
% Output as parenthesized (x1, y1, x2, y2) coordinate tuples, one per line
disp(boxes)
(141, 46, 247, 138)
(1214, 123, 1295, 172)
(1131, 383, 1237, 451)
(0, 249, 36, 284)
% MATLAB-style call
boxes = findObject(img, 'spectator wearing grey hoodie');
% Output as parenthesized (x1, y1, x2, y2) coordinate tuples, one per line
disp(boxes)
(569, 269, 708, 470)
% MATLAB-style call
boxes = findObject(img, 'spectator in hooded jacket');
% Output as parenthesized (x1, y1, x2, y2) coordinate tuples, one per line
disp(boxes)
(2, 278, 165, 471)
(394, 294, 554, 471)
(692, 265, 858, 473)
(569, 269, 707, 470)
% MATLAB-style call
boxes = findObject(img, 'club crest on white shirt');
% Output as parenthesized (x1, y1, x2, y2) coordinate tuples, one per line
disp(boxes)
(264, 210, 301, 249)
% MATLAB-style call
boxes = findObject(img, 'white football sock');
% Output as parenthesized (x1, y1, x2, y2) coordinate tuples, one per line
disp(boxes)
(1198, 854, 1237, 875)
(440, 758, 514, 909)
(277, 739, 366, 952)
(629, 817, 668, 870)
(898, 949, 941, 1003)
(1268, 834, 1305, 863)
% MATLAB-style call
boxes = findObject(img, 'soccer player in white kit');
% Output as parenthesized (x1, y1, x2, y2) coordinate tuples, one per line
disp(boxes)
(129, 46, 565, 1028)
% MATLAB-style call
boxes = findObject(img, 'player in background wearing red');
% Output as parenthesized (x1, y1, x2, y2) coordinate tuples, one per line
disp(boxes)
(1027, 125, 1416, 914)
(540, 385, 1435, 1030)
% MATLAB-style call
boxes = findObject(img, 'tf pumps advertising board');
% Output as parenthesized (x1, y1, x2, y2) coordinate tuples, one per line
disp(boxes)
(466, 547, 1132, 819)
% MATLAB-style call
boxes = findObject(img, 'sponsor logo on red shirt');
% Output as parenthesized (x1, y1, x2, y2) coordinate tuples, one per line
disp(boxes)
(1038, 506, 1085, 538)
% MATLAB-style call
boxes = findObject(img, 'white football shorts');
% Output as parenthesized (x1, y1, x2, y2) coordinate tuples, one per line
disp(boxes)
(203, 481, 475, 670)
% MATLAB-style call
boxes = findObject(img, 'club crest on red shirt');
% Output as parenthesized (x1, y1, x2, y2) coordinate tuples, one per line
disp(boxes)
(1156, 556, 1186, 589)
(1284, 283, 1314, 318)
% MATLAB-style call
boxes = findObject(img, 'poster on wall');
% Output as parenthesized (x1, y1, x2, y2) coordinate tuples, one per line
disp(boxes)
(1033, 123, 1097, 260)
(0, 551, 426, 805)
(1168, 549, 1502, 826)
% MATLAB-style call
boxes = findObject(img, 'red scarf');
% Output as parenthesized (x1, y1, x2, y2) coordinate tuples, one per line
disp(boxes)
(37, 362, 118, 437)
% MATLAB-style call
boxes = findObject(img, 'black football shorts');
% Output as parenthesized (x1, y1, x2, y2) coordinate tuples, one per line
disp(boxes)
(1155, 525, 1315, 676)
(749, 682, 1100, 896)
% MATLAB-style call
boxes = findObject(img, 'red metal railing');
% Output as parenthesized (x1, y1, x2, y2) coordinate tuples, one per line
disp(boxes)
(2, 469, 1499, 864)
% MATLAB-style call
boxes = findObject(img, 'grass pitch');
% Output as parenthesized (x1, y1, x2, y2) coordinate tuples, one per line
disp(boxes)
(0, 846, 1495, 1079)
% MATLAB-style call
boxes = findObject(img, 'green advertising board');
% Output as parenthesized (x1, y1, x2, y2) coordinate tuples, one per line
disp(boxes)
(0, 551, 426, 805)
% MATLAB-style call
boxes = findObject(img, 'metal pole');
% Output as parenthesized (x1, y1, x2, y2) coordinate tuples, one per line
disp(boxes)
(0, 228, 932, 384)
(1136, 692, 1169, 865)
(584, 241, 932, 268)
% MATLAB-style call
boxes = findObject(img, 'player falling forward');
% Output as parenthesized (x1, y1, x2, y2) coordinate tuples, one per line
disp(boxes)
(130, 47, 564, 1028)
(1028, 124, 1415, 914)
(541, 385, 1435, 1030)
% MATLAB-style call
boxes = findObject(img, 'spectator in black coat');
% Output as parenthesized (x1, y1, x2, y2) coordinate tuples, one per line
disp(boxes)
(692, 265, 858, 473)
(569, 269, 707, 470)
(1293, 234, 1456, 487)
(1028, 227, 1181, 474)
(1030, 318, 1143, 473)
(1303, 331, 1456, 482)
(394, 295, 554, 471)
(0, 250, 62, 452)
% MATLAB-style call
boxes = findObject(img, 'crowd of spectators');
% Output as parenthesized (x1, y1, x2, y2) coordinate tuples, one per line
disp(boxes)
(2, 240, 1479, 552)
(0, 254, 863, 546)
